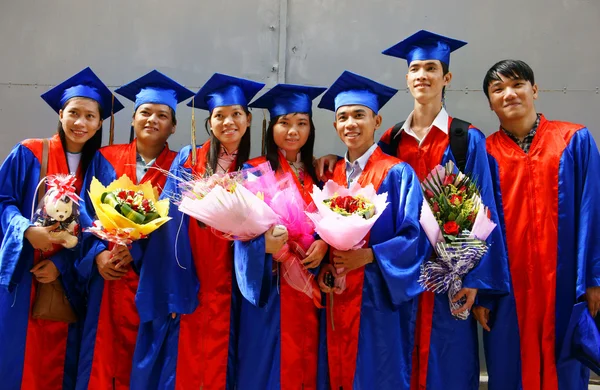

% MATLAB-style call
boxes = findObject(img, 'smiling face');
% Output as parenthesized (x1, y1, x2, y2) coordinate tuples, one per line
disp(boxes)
(406, 59, 451, 104)
(487, 74, 538, 123)
(272, 113, 311, 158)
(133, 103, 176, 147)
(209, 105, 251, 152)
(334, 105, 381, 160)
(59, 97, 103, 153)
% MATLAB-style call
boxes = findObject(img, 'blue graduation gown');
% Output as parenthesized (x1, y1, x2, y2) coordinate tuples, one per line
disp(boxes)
(379, 122, 510, 390)
(0, 135, 83, 390)
(322, 146, 428, 390)
(75, 140, 175, 390)
(131, 141, 267, 390)
(483, 115, 600, 390)
(233, 153, 325, 390)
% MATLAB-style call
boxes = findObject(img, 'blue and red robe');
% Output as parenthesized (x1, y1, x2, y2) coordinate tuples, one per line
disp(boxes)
(233, 151, 322, 389)
(76, 140, 176, 390)
(321, 146, 428, 389)
(0, 134, 84, 390)
(483, 114, 600, 390)
(379, 118, 509, 390)
(130, 141, 265, 390)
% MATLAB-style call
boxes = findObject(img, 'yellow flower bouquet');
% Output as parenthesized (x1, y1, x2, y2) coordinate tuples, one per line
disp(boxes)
(86, 174, 171, 244)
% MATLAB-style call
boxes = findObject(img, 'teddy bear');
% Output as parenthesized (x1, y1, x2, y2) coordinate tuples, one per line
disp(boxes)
(35, 192, 79, 249)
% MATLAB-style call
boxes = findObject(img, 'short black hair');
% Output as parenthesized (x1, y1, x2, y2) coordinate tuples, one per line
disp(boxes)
(483, 60, 535, 100)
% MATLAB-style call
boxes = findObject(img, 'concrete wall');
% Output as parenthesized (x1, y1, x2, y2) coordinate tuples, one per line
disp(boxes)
(1, 0, 598, 161)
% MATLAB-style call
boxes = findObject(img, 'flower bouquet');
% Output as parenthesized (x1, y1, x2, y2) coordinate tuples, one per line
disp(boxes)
(172, 165, 279, 241)
(418, 161, 497, 319)
(305, 180, 389, 292)
(85, 175, 171, 245)
(243, 163, 322, 307)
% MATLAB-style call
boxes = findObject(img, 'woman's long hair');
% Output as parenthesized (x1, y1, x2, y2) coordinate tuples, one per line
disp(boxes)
(57, 98, 103, 175)
(265, 113, 317, 184)
(203, 108, 252, 172)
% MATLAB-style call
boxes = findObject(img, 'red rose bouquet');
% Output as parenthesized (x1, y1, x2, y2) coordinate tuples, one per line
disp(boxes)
(419, 161, 497, 319)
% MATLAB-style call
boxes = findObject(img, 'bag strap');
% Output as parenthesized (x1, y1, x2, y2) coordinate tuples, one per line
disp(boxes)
(388, 121, 405, 155)
(38, 138, 49, 202)
(448, 118, 470, 172)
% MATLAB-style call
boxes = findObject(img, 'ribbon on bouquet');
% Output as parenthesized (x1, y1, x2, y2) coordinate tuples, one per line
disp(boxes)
(274, 239, 323, 309)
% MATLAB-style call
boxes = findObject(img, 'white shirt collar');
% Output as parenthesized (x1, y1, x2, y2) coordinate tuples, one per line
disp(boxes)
(396, 107, 449, 143)
(345, 142, 378, 170)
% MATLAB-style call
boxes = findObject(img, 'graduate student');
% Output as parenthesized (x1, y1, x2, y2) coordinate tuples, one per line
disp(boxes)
(234, 83, 328, 389)
(316, 70, 428, 389)
(475, 59, 600, 390)
(130, 73, 265, 390)
(76, 70, 192, 390)
(377, 30, 509, 390)
(0, 67, 123, 390)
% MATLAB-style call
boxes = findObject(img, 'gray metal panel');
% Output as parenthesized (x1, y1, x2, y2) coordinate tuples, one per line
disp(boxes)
(0, 0, 281, 158)
(285, 0, 600, 156)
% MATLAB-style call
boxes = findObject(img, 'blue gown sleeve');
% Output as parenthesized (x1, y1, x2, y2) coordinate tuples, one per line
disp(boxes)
(233, 235, 272, 307)
(135, 147, 199, 322)
(232, 161, 274, 307)
(76, 151, 115, 283)
(49, 249, 85, 315)
(370, 163, 429, 307)
(476, 150, 511, 312)
(0, 144, 39, 289)
(459, 129, 511, 296)
(570, 129, 600, 298)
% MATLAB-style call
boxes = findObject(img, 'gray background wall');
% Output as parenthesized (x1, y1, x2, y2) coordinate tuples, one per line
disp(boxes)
(1, 0, 599, 161)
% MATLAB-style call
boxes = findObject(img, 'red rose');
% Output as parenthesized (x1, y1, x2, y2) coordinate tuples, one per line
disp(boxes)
(425, 189, 435, 199)
(487, 208, 492, 219)
(443, 174, 456, 186)
(432, 202, 440, 213)
(449, 194, 463, 206)
(458, 186, 467, 193)
(443, 221, 460, 236)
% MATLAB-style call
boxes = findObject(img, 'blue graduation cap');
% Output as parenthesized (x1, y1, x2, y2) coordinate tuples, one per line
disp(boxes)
(114, 70, 194, 112)
(559, 302, 600, 375)
(187, 73, 265, 112)
(382, 30, 467, 66)
(249, 84, 326, 118)
(41, 67, 124, 120)
(317, 71, 398, 114)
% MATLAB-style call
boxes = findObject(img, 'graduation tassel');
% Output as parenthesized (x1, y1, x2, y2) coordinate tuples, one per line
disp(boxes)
(129, 108, 135, 143)
(191, 97, 197, 166)
(109, 94, 115, 146)
(261, 109, 267, 156)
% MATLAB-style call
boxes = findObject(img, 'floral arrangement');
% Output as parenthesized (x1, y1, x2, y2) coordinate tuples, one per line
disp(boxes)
(418, 161, 497, 319)
(85, 175, 171, 244)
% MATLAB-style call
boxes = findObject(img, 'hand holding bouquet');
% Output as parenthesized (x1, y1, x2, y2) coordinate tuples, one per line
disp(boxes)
(306, 180, 388, 292)
(244, 163, 323, 307)
(418, 161, 497, 319)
